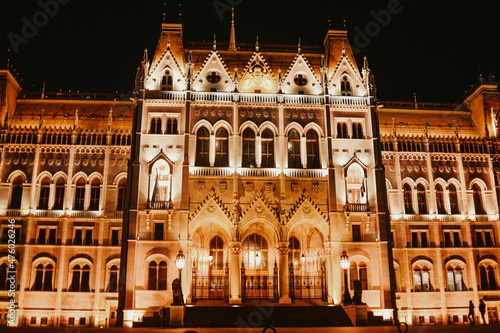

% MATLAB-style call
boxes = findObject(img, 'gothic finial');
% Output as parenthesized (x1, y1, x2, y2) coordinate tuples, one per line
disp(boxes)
(278, 69, 283, 94)
(298, 38, 301, 54)
(233, 67, 239, 92)
(143, 48, 149, 62)
(414, 92, 418, 110)
(74, 109, 79, 129)
(41, 81, 46, 100)
(163, 1, 167, 23)
(213, 34, 217, 50)
(108, 108, 113, 131)
(363, 56, 369, 70)
(255, 36, 259, 52)
(178, 0, 182, 23)
(321, 55, 326, 69)
(341, 41, 346, 56)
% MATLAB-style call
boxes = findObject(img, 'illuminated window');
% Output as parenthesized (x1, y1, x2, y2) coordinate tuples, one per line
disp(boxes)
(341, 76, 352, 96)
(209, 236, 224, 272)
(447, 266, 464, 291)
(288, 129, 301, 168)
(242, 234, 268, 271)
(261, 129, 275, 168)
(38, 177, 51, 210)
(161, 70, 173, 91)
(74, 178, 86, 211)
(215, 128, 229, 167)
(195, 127, 210, 167)
(413, 266, 431, 292)
(242, 128, 256, 168)
(288, 237, 301, 270)
(306, 130, 320, 169)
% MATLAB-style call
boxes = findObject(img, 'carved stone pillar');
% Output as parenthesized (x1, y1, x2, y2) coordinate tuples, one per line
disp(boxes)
(229, 242, 242, 304)
(278, 242, 291, 303)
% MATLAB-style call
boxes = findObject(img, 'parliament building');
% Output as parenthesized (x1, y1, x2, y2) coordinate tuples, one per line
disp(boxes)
(1, 7, 499, 328)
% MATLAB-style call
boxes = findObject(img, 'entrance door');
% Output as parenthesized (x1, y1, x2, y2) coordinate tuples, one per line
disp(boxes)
(487, 307, 499, 324)
(242, 234, 275, 300)
(108, 308, 117, 327)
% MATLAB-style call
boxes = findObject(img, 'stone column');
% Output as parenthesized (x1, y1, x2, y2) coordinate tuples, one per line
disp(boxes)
(278, 242, 291, 303)
(229, 242, 242, 304)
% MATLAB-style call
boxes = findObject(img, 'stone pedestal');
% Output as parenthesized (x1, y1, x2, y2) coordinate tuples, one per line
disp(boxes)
(169, 305, 185, 328)
(355, 304, 369, 326)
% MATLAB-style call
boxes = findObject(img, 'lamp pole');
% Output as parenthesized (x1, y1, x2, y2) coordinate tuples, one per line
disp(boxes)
(340, 249, 352, 305)
(175, 248, 186, 283)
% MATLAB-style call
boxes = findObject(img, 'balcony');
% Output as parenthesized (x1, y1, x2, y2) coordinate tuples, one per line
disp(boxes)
(70, 211, 102, 218)
(147, 201, 172, 210)
(33, 210, 65, 218)
(190, 167, 233, 177)
(331, 96, 369, 106)
(146, 90, 186, 100)
(284, 169, 328, 178)
(345, 203, 369, 212)
(238, 168, 280, 178)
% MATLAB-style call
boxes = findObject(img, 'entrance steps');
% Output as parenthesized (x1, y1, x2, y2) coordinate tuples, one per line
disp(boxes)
(184, 301, 354, 327)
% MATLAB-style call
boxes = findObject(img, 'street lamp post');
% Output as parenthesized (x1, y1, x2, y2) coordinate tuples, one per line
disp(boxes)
(175, 248, 186, 282)
(340, 249, 352, 305)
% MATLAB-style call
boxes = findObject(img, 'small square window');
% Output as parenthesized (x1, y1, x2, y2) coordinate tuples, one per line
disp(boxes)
(419, 316, 425, 324)
(41, 317, 48, 325)
(429, 316, 436, 324)
(68, 317, 74, 326)
(463, 315, 468, 322)
(79, 317, 86, 326)
(453, 315, 459, 322)
(30, 316, 37, 325)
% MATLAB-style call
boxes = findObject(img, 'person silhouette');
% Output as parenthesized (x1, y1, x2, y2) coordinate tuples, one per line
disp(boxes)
(468, 300, 475, 325)
(479, 299, 487, 325)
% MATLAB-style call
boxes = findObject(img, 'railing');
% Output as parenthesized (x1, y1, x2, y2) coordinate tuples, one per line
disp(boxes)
(146, 90, 186, 100)
(185, 40, 322, 53)
(191, 273, 229, 302)
(238, 168, 280, 178)
(290, 275, 327, 301)
(148, 201, 172, 210)
(380, 100, 453, 110)
(285, 95, 325, 105)
(238, 93, 279, 103)
(70, 211, 102, 218)
(33, 210, 65, 218)
(345, 203, 369, 212)
(19, 91, 129, 101)
(404, 214, 434, 222)
(190, 167, 233, 177)
(192, 91, 233, 102)
(110, 211, 123, 219)
(241, 274, 278, 301)
(331, 96, 369, 106)
(438, 215, 465, 222)
(4, 210, 27, 217)
(475, 215, 495, 222)
(284, 169, 328, 178)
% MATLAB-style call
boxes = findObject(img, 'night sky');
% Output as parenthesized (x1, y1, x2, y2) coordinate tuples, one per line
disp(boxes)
(2, 0, 499, 103)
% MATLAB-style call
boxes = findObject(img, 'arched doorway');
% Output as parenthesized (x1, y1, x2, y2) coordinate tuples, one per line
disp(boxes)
(241, 233, 278, 300)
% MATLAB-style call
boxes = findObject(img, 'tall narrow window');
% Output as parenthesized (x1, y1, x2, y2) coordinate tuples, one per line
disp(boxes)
(195, 127, 210, 167)
(161, 70, 173, 91)
(0, 263, 8, 290)
(210, 236, 224, 272)
(352, 225, 361, 242)
(242, 234, 268, 271)
(449, 184, 459, 214)
(352, 123, 364, 139)
(148, 262, 157, 290)
(349, 262, 358, 289)
(108, 265, 118, 292)
(435, 184, 445, 214)
(53, 178, 65, 210)
(288, 237, 301, 269)
(306, 130, 320, 169)
(403, 184, 413, 214)
(288, 129, 301, 169)
(71, 265, 90, 292)
(166, 118, 178, 134)
(359, 262, 368, 290)
(337, 123, 349, 139)
(488, 266, 497, 290)
(117, 178, 127, 211)
(472, 184, 485, 214)
(148, 261, 167, 290)
(341, 76, 352, 96)
(215, 128, 229, 167)
(38, 177, 50, 210)
(89, 179, 100, 211)
(9, 176, 23, 209)
(74, 178, 86, 211)
(261, 129, 275, 168)
(417, 184, 427, 214)
(447, 267, 463, 292)
(158, 261, 167, 290)
(242, 128, 256, 168)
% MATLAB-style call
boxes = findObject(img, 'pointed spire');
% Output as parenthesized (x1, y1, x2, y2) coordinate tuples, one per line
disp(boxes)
(363, 56, 369, 71)
(178, 0, 182, 23)
(229, 7, 237, 51)
(74, 110, 79, 129)
(341, 41, 346, 56)
(414, 92, 418, 110)
(213, 34, 217, 50)
(41, 81, 46, 100)
(143, 48, 149, 62)
(187, 51, 193, 90)
(255, 36, 259, 52)
(163, 1, 167, 23)
(298, 38, 301, 54)
(278, 69, 283, 94)
(167, 34, 171, 50)
(3, 109, 9, 129)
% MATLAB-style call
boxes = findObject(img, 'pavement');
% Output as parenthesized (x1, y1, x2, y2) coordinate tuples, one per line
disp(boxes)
(2, 325, 500, 333)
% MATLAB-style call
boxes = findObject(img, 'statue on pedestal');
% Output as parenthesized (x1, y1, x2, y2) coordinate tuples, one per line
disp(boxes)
(353, 280, 366, 305)
(171, 278, 184, 305)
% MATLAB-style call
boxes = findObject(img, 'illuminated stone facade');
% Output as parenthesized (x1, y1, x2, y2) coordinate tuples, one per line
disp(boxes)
(0, 16, 499, 328)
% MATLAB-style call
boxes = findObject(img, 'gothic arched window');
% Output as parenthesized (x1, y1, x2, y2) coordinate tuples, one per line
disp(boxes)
(209, 236, 224, 272)
(89, 178, 101, 211)
(435, 184, 446, 214)
(117, 178, 127, 211)
(352, 123, 364, 139)
(341, 76, 352, 96)
(242, 128, 256, 168)
(472, 184, 485, 214)
(288, 129, 301, 169)
(161, 70, 173, 91)
(148, 260, 167, 290)
(449, 184, 459, 214)
(215, 128, 229, 167)
(261, 129, 275, 168)
(33, 263, 53, 291)
(288, 237, 301, 270)
(403, 184, 413, 214)
(74, 178, 86, 211)
(242, 234, 268, 271)
(195, 127, 210, 167)
(71, 264, 90, 292)
(38, 177, 51, 210)
(417, 184, 428, 214)
(108, 265, 119, 292)
(306, 130, 320, 169)
(9, 176, 23, 209)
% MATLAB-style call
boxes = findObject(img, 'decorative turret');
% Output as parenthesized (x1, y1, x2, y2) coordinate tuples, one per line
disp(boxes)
(186, 51, 193, 90)
(278, 69, 283, 94)
(233, 67, 239, 92)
